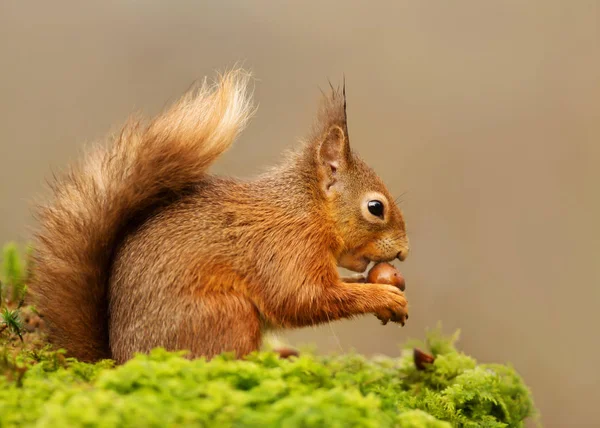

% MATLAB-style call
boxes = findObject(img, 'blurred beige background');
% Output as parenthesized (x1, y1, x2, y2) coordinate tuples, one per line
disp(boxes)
(1, 1, 598, 426)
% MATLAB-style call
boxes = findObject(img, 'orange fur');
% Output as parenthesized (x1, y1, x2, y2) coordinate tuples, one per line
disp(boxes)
(30, 69, 409, 363)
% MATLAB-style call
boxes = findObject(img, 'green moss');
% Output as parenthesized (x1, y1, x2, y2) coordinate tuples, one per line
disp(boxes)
(0, 244, 537, 427)
(0, 329, 536, 428)
(1, 243, 27, 304)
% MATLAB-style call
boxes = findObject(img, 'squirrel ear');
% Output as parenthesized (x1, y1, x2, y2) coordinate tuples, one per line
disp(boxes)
(318, 125, 350, 193)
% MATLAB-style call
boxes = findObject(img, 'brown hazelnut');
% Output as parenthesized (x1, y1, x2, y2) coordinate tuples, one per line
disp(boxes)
(367, 262, 406, 291)
(275, 347, 299, 359)
(413, 348, 435, 370)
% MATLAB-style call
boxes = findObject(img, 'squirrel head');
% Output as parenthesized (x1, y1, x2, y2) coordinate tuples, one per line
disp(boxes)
(306, 83, 409, 273)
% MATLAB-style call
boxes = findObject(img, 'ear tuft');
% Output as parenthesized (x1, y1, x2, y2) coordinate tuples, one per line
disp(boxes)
(307, 79, 352, 194)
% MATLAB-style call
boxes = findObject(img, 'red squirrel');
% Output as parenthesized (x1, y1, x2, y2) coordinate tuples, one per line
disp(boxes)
(30, 69, 410, 363)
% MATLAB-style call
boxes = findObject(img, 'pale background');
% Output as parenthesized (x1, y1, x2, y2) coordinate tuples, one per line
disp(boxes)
(1, 1, 598, 426)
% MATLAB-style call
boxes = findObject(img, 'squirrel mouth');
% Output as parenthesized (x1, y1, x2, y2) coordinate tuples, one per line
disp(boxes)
(338, 251, 399, 273)
(366, 254, 397, 265)
(359, 256, 398, 273)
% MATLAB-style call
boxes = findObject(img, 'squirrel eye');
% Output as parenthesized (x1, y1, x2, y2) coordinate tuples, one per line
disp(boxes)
(367, 200, 384, 218)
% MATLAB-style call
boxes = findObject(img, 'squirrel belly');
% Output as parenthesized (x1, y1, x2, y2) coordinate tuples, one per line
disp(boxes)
(30, 69, 410, 363)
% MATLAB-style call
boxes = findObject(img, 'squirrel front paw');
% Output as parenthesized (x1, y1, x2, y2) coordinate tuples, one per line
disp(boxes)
(373, 284, 408, 326)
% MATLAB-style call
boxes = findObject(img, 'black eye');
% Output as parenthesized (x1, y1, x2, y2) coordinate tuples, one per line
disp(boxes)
(367, 200, 384, 218)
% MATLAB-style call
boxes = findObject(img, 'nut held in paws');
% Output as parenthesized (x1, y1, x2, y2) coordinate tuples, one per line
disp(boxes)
(367, 262, 406, 291)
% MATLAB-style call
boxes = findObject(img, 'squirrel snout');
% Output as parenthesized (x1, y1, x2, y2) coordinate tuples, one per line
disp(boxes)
(397, 247, 410, 261)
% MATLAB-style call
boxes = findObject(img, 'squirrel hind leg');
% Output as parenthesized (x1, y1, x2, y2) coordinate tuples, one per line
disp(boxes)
(173, 294, 263, 360)
(110, 293, 262, 363)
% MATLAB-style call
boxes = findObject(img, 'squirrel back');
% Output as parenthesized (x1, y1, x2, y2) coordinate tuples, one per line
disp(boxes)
(31, 70, 254, 362)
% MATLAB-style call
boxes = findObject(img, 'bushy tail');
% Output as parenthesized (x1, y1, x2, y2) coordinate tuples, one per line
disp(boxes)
(30, 69, 254, 362)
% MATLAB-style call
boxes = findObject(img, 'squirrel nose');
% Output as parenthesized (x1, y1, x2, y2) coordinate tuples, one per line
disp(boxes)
(397, 247, 410, 261)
